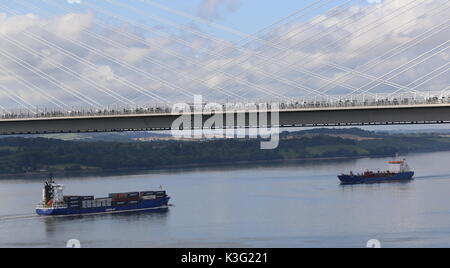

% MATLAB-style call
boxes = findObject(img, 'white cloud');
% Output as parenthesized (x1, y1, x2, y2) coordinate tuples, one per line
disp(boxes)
(105, 47, 153, 64)
(0, 13, 41, 36)
(0, 0, 447, 109)
(48, 12, 93, 39)
(198, 0, 243, 19)
(82, 65, 115, 84)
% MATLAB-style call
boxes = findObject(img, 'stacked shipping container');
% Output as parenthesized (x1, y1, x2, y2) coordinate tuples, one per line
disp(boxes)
(63, 196, 94, 209)
(62, 191, 167, 209)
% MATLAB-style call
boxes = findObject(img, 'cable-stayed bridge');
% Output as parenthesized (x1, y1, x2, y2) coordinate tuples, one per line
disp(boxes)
(1, 102, 450, 135)
(0, 0, 448, 135)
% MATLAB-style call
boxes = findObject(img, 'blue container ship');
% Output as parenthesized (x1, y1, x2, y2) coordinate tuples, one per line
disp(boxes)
(338, 159, 414, 185)
(36, 177, 170, 216)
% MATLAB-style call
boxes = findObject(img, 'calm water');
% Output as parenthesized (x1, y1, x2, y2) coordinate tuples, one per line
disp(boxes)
(2, 152, 450, 248)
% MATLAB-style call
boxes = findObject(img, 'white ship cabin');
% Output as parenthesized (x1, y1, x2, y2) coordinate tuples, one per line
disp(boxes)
(40, 180, 65, 208)
(388, 160, 410, 173)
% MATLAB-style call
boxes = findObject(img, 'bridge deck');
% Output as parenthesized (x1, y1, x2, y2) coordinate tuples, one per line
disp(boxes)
(0, 103, 449, 135)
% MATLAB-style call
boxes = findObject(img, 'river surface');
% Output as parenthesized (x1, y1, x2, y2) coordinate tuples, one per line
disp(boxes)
(2, 151, 450, 248)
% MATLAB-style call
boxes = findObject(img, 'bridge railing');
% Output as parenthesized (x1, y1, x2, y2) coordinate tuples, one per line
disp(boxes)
(1, 92, 449, 120)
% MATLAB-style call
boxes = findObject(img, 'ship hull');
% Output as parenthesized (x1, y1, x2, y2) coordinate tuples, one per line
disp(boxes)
(338, 172, 414, 185)
(36, 197, 170, 216)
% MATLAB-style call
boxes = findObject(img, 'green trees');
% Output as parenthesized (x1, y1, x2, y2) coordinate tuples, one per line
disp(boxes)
(0, 131, 448, 175)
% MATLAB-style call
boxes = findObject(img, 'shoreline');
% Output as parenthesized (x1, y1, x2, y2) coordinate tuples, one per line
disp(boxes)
(1, 150, 448, 179)
(0, 153, 401, 179)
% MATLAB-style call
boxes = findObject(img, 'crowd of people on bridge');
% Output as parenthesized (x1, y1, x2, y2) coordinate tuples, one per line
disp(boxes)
(1, 94, 449, 120)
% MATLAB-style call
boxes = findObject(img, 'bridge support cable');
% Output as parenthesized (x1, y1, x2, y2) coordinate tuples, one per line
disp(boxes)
(0, 102, 11, 114)
(1, 0, 446, 111)
(239, 0, 424, 78)
(98, 0, 337, 101)
(80, 1, 246, 65)
(179, 0, 354, 71)
(312, 17, 450, 97)
(102, 0, 366, 100)
(139, 0, 338, 46)
(1, 5, 196, 102)
(234, 0, 429, 97)
(195, 0, 364, 84)
(0, 100, 11, 114)
(47, 0, 450, 103)
(140, 0, 431, 100)
(440, 86, 450, 97)
(78, 0, 335, 71)
(387, 64, 450, 98)
(196, 0, 429, 99)
(44, 0, 344, 102)
(0, 34, 136, 106)
(0, 84, 36, 114)
(0, 48, 103, 109)
(0, 64, 72, 112)
(0, 4, 172, 105)
(151, 0, 429, 100)
(301, 5, 450, 97)
(299, 7, 450, 97)
(208, 1, 360, 99)
(76, 0, 366, 101)
(76, 0, 306, 101)
(22, 31, 170, 105)
(213, 0, 334, 51)
(19, 0, 247, 103)
(346, 41, 450, 97)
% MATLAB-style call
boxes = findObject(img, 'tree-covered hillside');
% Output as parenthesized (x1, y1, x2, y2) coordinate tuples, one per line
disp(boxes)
(0, 130, 449, 175)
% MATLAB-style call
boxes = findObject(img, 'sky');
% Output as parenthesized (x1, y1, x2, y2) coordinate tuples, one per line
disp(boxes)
(0, 0, 448, 110)
(150, 0, 353, 37)
(64, 0, 378, 41)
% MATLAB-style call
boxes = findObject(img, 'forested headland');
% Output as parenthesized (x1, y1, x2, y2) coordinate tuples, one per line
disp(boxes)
(0, 128, 449, 175)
